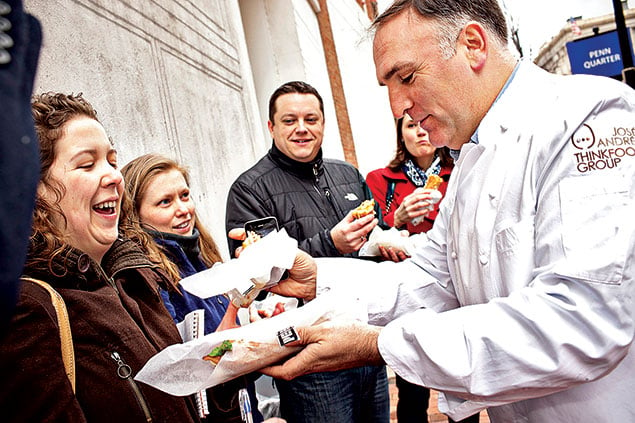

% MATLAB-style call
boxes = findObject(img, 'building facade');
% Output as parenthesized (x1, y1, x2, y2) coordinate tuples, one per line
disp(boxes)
(534, 7, 635, 79)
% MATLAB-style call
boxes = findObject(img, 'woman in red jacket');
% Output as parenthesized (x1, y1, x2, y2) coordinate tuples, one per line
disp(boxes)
(366, 114, 453, 235)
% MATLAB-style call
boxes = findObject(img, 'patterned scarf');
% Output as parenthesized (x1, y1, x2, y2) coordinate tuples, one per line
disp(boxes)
(401, 156, 441, 187)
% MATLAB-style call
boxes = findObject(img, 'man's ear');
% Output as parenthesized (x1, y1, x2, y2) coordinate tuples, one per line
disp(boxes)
(459, 22, 488, 71)
(267, 120, 274, 136)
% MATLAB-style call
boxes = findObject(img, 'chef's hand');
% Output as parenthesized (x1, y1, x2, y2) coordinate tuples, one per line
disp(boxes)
(261, 321, 384, 380)
(268, 249, 317, 301)
(228, 228, 317, 301)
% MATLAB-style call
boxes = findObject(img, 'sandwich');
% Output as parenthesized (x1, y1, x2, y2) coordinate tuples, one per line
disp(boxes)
(351, 199, 375, 219)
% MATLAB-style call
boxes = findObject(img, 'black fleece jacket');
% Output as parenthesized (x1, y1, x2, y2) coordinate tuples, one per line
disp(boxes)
(225, 144, 380, 257)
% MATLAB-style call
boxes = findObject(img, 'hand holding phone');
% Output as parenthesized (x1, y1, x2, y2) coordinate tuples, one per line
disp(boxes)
(227, 217, 281, 307)
(243, 217, 279, 241)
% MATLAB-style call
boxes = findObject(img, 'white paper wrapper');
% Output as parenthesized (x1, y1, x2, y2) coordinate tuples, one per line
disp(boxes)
(180, 229, 297, 300)
(410, 188, 442, 226)
(248, 293, 299, 322)
(359, 227, 415, 257)
(135, 294, 362, 396)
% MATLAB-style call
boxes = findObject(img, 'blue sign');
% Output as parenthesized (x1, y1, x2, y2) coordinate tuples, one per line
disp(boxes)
(566, 30, 635, 77)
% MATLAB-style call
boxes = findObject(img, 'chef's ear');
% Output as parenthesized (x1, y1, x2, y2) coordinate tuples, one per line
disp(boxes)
(458, 22, 488, 71)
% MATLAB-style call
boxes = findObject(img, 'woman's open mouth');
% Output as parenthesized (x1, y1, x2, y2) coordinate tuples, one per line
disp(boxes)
(93, 200, 117, 215)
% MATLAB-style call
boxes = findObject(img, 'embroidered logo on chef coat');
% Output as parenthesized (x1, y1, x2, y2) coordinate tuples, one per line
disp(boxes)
(571, 123, 635, 173)
(571, 124, 595, 150)
(344, 193, 359, 201)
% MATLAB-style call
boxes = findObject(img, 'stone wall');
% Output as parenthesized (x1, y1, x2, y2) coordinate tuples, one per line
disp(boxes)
(26, 0, 263, 259)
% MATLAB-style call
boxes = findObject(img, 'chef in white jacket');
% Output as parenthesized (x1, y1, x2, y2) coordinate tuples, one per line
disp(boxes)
(264, 0, 635, 421)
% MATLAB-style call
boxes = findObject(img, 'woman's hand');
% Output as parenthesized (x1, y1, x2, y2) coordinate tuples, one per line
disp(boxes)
(216, 303, 240, 331)
(393, 189, 435, 227)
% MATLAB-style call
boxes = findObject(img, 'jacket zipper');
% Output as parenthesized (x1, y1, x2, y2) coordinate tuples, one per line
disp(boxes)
(111, 351, 153, 422)
(95, 263, 119, 294)
(313, 164, 338, 215)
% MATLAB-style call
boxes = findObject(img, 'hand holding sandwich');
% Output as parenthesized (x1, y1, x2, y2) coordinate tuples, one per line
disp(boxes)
(330, 201, 378, 254)
(393, 174, 443, 228)
(268, 249, 317, 301)
(393, 189, 436, 228)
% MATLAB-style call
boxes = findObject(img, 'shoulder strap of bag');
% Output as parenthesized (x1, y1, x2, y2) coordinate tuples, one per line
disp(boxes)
(21, 277, 76, 393)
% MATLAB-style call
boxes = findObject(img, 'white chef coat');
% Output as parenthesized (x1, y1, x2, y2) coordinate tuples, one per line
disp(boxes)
(316, 61, 635, 422)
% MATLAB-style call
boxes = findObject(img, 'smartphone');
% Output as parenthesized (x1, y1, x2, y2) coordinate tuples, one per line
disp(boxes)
(244, 216, 279, 238)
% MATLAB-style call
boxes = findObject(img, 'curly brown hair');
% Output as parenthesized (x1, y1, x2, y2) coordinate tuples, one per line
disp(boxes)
(27, 92, 101, 274)
(120, 153, 223, 282)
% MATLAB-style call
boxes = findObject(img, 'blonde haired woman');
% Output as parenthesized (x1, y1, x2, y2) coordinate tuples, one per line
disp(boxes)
(121, 153, 267, 423)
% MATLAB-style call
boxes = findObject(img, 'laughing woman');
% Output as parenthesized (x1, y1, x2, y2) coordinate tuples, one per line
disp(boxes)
(0, 92, 201, 422)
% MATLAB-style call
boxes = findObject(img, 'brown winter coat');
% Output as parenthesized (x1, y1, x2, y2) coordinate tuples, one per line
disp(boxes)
(0, 238, 201, 423)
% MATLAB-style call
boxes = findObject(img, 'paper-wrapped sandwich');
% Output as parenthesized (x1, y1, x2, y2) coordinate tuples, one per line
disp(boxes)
(135, 294, 362, 396)
(411, 175, 444, 226)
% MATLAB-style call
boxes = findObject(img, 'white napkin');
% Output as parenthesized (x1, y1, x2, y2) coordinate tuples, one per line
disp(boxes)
(180, 229, 297, 299)
(410, 188, 442, 225)
(359, 226, 416, 257)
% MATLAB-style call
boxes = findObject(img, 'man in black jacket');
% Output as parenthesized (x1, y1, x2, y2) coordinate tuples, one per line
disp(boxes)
(225, 81, 389, 423)
(226, 81, 380, 258)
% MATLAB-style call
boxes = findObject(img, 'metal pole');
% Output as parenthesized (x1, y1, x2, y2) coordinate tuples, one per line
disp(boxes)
(612, 0, 635, 87)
